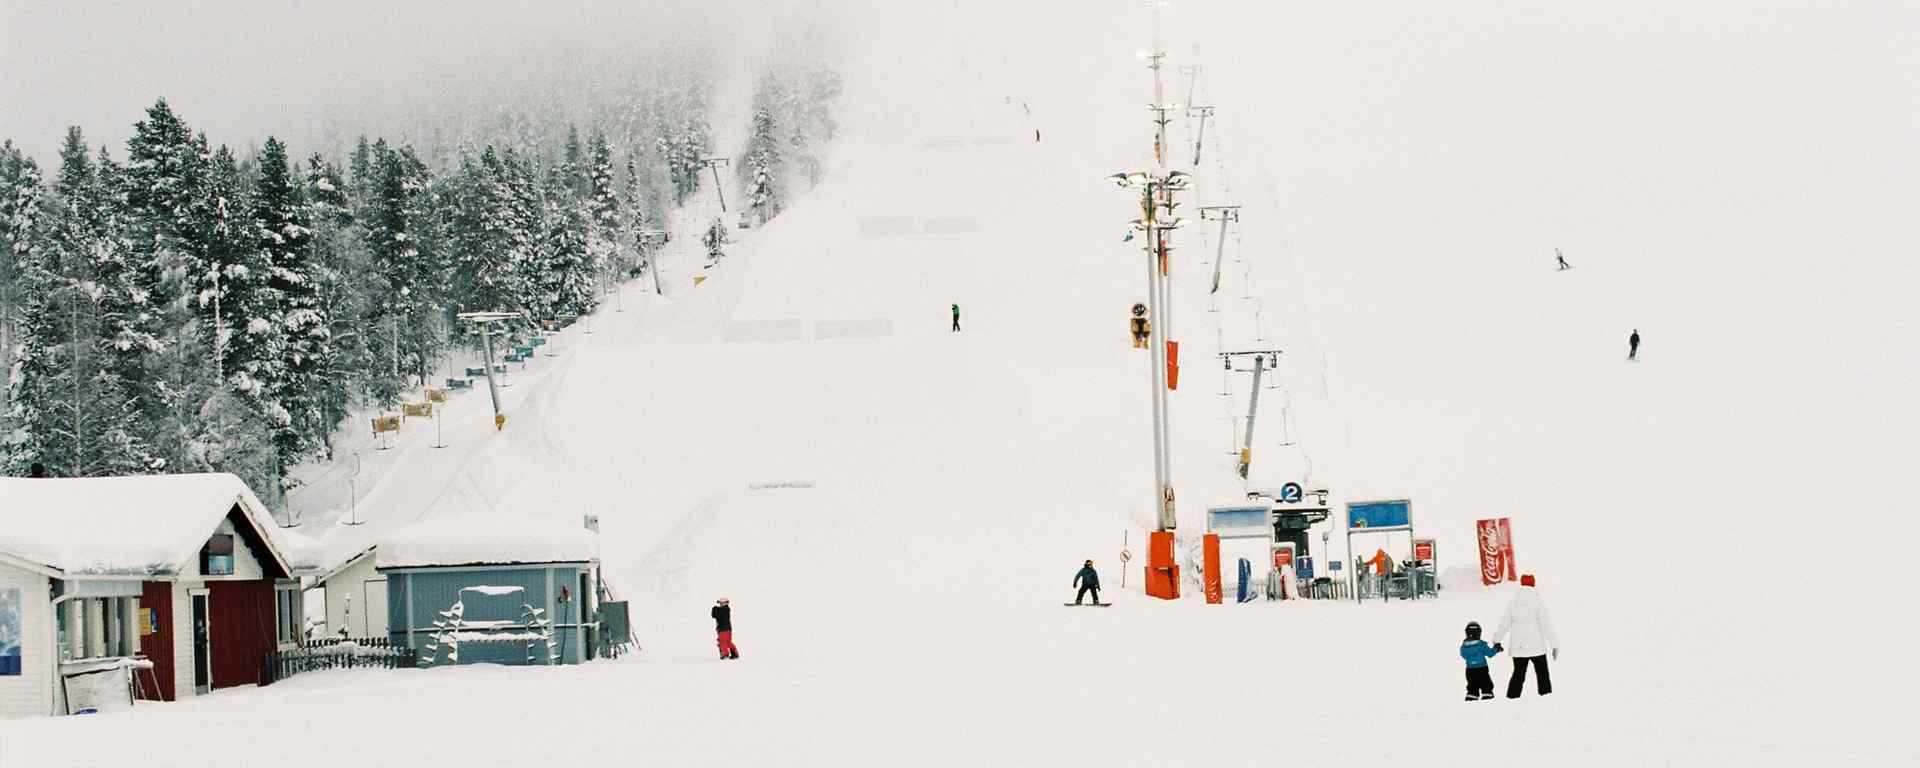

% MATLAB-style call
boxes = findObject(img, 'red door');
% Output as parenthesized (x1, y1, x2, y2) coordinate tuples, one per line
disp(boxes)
(207, 580, 277, 689)
(138, 582, 176, 701)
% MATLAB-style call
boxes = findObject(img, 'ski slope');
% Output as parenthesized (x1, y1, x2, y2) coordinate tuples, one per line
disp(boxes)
(7, 1, 1918, 765)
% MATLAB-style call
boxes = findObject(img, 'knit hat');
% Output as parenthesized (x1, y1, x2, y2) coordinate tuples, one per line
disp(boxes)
(1520, 574, 1536, 587)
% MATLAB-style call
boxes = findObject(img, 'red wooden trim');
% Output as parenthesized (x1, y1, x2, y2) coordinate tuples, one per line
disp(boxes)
(139, 581, 176, 701)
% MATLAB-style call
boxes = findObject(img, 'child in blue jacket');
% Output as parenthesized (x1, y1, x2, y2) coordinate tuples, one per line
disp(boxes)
(1460, 621, 1503, 701)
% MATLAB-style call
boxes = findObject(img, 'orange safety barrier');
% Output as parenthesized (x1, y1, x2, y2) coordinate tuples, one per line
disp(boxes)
(1202, 533, 1222, 604)
(1146, 530, 1180, 600)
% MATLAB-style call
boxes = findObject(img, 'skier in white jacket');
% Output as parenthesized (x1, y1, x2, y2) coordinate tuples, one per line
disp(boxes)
(1490, 573, 1560, 698)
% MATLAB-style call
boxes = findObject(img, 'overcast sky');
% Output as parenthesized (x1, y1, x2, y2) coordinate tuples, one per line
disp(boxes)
(2, 0, 840, 163)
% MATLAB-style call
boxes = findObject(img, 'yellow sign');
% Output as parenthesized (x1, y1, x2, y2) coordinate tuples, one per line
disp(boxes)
(371, 415, 402, 434)
(426, 388, 447, 403)
(140, 608, 155, 636)
(692, 275, 707, 286)
(402, 402, 433, 419)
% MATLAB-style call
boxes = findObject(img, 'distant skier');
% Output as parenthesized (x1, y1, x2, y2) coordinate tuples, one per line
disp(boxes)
(1460, 620, 1503, 701)
(1491, 574, 1559, 698)
(711, 597, 739, 660)
(1073, 559, 1102, 605)
(1035, 129, 1041, 143)
(952, 303, 961, 333)
(1555, 248, 1571, 271)
(1628, 329, 1641, 361)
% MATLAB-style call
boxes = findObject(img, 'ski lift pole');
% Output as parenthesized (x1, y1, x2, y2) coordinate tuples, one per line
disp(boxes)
(639, 229, 669, 296)
(1187, 106, 1213, 167)
(1200, 206, 1239, 295)
(1241, 354, 1264, 479)
(700, 157, 731, 213)
(458, 310, 522, 430)
(480, 327, 501, 419)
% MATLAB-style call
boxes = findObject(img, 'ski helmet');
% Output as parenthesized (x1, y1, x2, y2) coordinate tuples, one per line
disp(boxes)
(1464, 621, 1482, 640)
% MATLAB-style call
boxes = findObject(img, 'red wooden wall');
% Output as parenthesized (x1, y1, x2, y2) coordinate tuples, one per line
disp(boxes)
(207, 580, 276, 689)
(138, 581, 176, 701)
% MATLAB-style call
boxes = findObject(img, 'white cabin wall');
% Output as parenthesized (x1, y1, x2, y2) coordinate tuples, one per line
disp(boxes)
(0, 564, 54, 719)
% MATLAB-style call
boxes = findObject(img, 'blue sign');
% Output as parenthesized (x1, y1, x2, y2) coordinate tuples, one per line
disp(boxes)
(1279, 482, 1303, 503)
(1207, 506, 1270, 537)
(1347, 499, 1412, 530)
(1329, 559, 1343, 572)
(1296, 556, 1314, 580)
(0, 588, 20, 676)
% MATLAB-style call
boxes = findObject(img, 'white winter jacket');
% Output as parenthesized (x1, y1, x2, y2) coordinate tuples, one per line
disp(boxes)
(1490, 586, 1560, 658)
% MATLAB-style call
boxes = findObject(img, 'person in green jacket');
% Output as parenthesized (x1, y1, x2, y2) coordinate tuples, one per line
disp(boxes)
(951, 303, 961, 332)
(1073, 560, 1101, 604)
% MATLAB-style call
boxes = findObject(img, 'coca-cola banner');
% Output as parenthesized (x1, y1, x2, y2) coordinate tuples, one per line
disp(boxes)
(1477, 518, 1516, 586)
(1499, 517, 1517, 582)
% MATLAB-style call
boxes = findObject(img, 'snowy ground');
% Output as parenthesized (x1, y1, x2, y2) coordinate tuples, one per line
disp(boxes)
(5, 1, 1919, 765)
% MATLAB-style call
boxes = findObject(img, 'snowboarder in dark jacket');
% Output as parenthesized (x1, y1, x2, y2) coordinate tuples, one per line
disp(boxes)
(1629, 329, 1641, 361)
(1459, 620, 1503, 701)
(712, 598, 738, 660)
(1073, 560, 1101, 604)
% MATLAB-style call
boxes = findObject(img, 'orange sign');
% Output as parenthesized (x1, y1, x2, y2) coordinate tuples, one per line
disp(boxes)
(1166, 340, 1180, 390)
(1272, 547, 1294, 569)
(1413, 539, 1435, 562)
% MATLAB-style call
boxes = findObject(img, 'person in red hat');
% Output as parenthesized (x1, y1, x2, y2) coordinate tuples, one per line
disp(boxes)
(1491, 574, 1559, 698)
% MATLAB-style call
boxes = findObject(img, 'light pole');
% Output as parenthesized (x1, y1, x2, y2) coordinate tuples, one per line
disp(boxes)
(1108, 168, 1191, 531)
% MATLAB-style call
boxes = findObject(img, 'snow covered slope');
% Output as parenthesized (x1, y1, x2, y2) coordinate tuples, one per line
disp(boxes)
(6, 1, 1916, 764)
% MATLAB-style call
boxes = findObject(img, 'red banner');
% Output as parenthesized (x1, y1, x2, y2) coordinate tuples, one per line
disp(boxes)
(1166, 341, 1180, 390)
(1477, 518, 1516, 585)
(1413, 539, 1435, 562)
(1272, 547, 1293, 570)
(1499, 517, 1517, 582)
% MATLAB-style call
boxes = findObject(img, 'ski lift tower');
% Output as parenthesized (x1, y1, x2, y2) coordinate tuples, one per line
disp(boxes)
(1198, 205, 1240, 299)
(1220, 349, 1282, 478)
(698, 157, 731, 212)
(457, 310, 524, 430)
(638, 229, 669, 295)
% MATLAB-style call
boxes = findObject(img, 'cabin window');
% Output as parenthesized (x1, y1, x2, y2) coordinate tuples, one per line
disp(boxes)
(275, 584, 301, 645)
(56, 597, 138, 661)
(202, 534, 235, 576)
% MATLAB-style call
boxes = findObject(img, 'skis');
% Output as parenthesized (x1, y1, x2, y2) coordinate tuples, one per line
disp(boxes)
(1063, 602, 1112, 607)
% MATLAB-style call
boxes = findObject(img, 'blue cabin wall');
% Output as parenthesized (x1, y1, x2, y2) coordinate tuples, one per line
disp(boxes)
(384, 564, 591, 666)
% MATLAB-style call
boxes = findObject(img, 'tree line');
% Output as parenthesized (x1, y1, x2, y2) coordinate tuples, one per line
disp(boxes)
(0, 61, 840, 507)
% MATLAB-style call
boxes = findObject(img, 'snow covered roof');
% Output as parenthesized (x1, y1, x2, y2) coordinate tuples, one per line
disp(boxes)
(0, 473, 295, 578)
(375, 514, 599, 569)
(274, 525, 328, 575)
